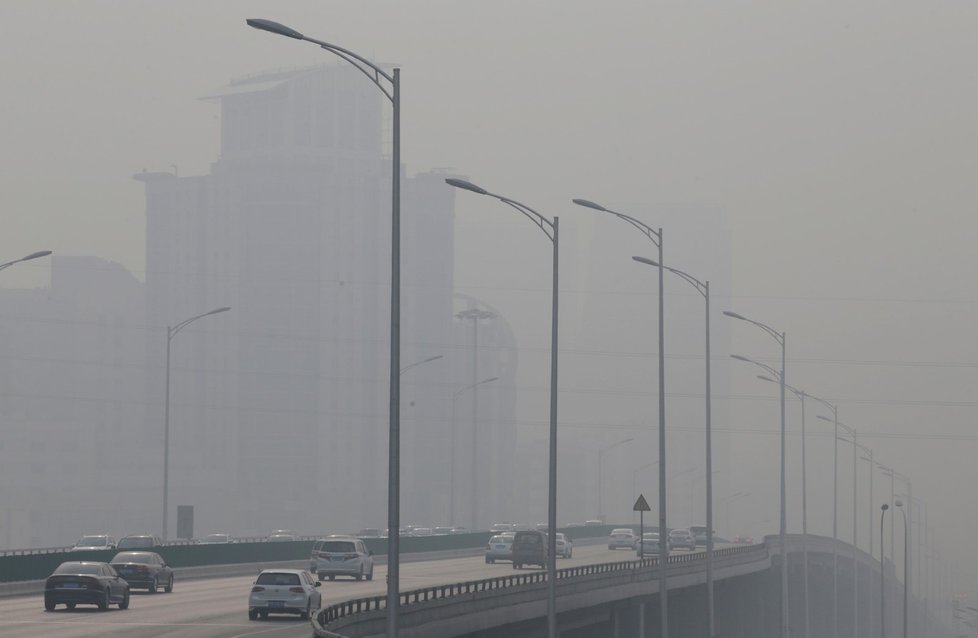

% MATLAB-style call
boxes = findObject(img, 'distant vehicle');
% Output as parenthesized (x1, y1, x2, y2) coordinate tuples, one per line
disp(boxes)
(311, 536, 374, 581)
(117, 534, 162, 550)
(735, 535, 754, 545)
(44, 561, 130, 611)
(636, 533, 661, 557)
(356, 528, 381, 538)
(668, 529, 697, 551)
(511, 523, 531, 531)
(69, 535, 117, 552)
(607, 528, 638, 550)
(109, 551, 173, 593)
(485, 534, 514, 563)
(489, 523, 514, 533)
(511, 530, 548, 569)
(584, 519, 604, 527)
(449, 526, 468, 534)
(198, 533, 231, 545)
(688, 525, 714, 546)
(433, 527, 454, 535)
(248, 569, 321, 620)
(412, 527, 433, 536)
(267, 530, 298, 542)
(554, 532, 573, 558)
(535, 522, 549, 531)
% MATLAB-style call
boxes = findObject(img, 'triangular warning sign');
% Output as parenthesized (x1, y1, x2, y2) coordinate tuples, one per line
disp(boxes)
(633, 494, 651, 512)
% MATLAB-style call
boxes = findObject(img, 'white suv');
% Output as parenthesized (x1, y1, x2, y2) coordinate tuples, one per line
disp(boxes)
(311, 536, 374, 581)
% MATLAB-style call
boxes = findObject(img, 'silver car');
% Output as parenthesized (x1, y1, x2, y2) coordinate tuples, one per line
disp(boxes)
(636, 532, 661, 557)
(248, 569, 321, 620)
(311, 536, 374, 581)
(485, 534, 514, 563)
(607, 528, 637, 550)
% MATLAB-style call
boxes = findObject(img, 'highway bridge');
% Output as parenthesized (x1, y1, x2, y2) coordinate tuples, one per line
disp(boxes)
(0, 534, 949, 637)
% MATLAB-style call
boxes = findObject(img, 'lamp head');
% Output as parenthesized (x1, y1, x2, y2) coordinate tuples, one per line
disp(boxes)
(246, 19, 305, 40)
(881, 503, 889, 511)
(208, 306, 232, 316)
(632, 256, 659, 267)
(572, 198, 608, 212)
(757, 374, 777, 383)
(729, 354, 751, 362)
(22, 251, 52, 261)
(445, 178, 489, 195)
(817, 415, 832, 423)
(723, 310, 747, 321)
(895, 499, 904, 507)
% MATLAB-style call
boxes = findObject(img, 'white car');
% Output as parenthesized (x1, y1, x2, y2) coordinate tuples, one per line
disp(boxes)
(412, 527, 433, 536)
(248, 569, 321, 620)
(636, 532, 661, 557)
(69, 535, 117, 551)
(489, 523, 514, 533)
(198, 533, 231, 545)
(555, 532, 573, 558)
(267, 529, 298, 542)
(311, 536, 374, 581)
(485, 535, 514, 563)
(607, 528, 637, 550)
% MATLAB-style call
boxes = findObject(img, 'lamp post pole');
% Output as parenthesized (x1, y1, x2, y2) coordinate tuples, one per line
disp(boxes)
(810, 395, 840, 638)
(832, 424, 860, 638)
(574, 198, 668, 637)
(881, 504, 889, 638)
(635, 257, 715, 637)
(895, 499, 908, 638)
(245, 19, 401, 636)
(449, 377, 499, 526)
(162, 306, 231, 542)
(448, 178, 559, 638)
(456, 309, 495, 530)
(724, 311, 787, 638)
(597, 438, 634, 522)
(0, 250, 52, 273)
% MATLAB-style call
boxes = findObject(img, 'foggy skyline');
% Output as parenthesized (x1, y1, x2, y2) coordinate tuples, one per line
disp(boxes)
(2, 0, 977, 597)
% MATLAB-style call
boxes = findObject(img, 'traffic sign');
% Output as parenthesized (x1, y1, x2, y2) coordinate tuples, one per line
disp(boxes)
(633, 494, 651, 512)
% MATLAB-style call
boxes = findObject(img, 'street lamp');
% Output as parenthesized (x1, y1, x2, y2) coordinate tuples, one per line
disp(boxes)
(633, 255, 716, 638)
(399, 355, 443, 375)
(449, 376, 499, 526)
(833, 425, 860, 638)
(757, 372, 811, 638)
(162, 306, 230, 542)
(0, 250, 52, 272)
(449, 177, 559, 638)
(246, 18, 403, 638)
(456, 308, 496, 530)
(881, 503, 890, 638)
(895, 499, 909, 638)
(597, 438, 633, 522)
(573, 197, 670, 638)
(724, 310, 787, 638)
(809, 393, 841, 638)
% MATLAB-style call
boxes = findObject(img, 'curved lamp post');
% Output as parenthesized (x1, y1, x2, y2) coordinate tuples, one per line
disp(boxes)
(596, 437, 633, 521)
(246, 19, 402, 636)
(881, 503, 890, 638)
(724, 310, 787, 638)
(808, 392, 841, 638)
(634, 256, 716, 637)
(0, 251, 52, 272)
(163, 306, 231, 542)
(399, 355, 443, 376)
(831, 421, 860, 638)
(448, 177, 559, 638)
(571, 197, 668, 634)
(449, 376, 499, 525)
(895, 499, 909, 638)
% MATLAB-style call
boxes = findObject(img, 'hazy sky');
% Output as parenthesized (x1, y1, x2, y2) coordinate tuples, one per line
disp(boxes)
(3, 1, 978, 589)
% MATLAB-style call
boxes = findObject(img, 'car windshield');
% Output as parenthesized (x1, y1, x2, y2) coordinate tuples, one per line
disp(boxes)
(489, 535, 509, 543)
(112, 552, 154, 563)
(256, 572, 301, 586)
(75, 536, 107, 546)
(611, 529, 633, 535)
(55, 562, 100, 575)
(118, 537, 154, 548)
(321, 541, 356, 553)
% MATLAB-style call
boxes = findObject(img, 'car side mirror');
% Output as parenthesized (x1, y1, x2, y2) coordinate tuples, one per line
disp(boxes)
(368, 550, 373, 556)
(315, 581, 321, 587)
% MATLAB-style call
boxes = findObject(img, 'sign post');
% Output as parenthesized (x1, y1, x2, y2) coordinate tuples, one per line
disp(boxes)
(634, 494, 651, 556)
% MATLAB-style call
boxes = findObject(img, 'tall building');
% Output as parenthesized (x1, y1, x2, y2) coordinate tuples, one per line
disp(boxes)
(136, 65, 515, 537)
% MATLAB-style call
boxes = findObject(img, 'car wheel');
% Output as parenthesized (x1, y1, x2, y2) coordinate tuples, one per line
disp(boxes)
(148, 577, 157, 594)
(356, 566, 363, 581)
(328, 575, 335, 581)
(164, 575, 173, 593)
(248, 608, 259, 621)
(259, 610, 268, 620)
(485, 556, 490, 564)
(300, 601, 311, 620)
(367, 567, 374, 581)
(44, 598, 56, 611)
(66, 602, 76, 610)
(119, 590, 130, 610)
(97, 591, 109, 611)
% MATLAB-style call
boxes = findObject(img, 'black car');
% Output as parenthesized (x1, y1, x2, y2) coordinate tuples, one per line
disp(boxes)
(44, 561, 130, 611)
(110, 551, 174, 593)
(117, 534, 163, 550)
(511, 530, 548, 569)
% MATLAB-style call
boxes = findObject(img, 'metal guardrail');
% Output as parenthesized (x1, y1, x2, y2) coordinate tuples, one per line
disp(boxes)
(0, 535, 323, 557)
(315, 542, 766, 632)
